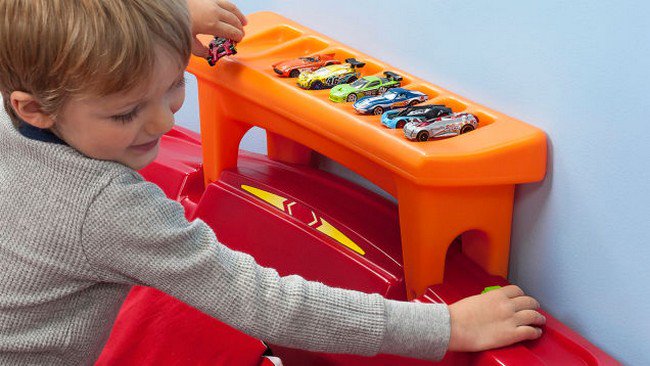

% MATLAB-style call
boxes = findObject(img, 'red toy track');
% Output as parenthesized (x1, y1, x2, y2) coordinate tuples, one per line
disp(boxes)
(97, 126, 618, 365)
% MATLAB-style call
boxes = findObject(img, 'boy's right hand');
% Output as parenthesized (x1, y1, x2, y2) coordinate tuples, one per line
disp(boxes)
(187, 0, 248, 57)
(447, 285, 546, 352)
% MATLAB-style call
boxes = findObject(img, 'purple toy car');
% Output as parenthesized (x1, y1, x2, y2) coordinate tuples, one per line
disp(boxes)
(207, 37, 237, 66)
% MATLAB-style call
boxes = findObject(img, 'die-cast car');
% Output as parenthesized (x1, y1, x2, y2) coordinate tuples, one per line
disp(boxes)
(297, 58, 365, 90)
(380, 104, 453, 129)
(272, 53, 341, 78)
(329, 72, 403, 103)
(403, 112, 478, 141)
(352, 88, 428, 115)
(207, 37, 237, 66)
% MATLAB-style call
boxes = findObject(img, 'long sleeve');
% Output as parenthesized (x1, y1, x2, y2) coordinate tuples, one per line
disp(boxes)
(80, 171, 450, 360)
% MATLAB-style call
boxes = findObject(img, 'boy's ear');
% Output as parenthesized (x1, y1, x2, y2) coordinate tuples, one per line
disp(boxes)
(9, 91, 55, 129)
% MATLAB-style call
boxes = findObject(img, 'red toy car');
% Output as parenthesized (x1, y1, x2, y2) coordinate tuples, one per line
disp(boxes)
(272, 53, 341, 78)
(207, 37, 237, 66)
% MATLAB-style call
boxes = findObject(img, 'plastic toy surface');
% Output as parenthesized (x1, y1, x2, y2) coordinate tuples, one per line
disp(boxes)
(97, 11, 618, 366)
(329, 71, 403, 103)
(381, 104, 452, 129)
(404, 112, 478, 141)
(272, 53, 340, 77)
(297, 57, 365, 89)
(206, 37, 237, 66)
(98, 127, 618, 366)
(191, 12, 549, 295)
(354, 88, 429, 115)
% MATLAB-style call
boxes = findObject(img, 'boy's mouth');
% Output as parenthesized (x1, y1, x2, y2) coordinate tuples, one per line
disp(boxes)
(130, 138, 159, 152)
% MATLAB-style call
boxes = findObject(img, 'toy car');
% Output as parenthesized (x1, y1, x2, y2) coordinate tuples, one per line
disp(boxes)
(329, 71, 403, 103)
(297, 58, 365, 90)
(207, 37, 237, 66)
(272, 53, 341, 78)
(380, 104, 452, 129)
(403, 112, 478, 141)
(352, 88, 428, 115)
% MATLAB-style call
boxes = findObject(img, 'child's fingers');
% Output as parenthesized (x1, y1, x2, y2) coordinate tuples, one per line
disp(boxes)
(513, 309, 546, 326)
(499, 285, 525, 298)
(217, 23, 244, 42)
(218, 0, 247, 26)
(511, 295, 540, 312)
(514, 325, 544, 342)
(218, 9, 244, 31)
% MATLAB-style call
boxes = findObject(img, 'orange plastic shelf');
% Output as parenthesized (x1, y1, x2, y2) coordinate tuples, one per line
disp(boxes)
(186, 11, 547, 298)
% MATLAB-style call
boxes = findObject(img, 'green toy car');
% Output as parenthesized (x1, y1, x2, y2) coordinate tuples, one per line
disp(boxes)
(297, 58, 365, 90)
(329, 71, 403, 103)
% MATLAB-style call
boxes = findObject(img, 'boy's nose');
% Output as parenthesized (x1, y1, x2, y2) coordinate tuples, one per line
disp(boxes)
(146, 104, 175, 136)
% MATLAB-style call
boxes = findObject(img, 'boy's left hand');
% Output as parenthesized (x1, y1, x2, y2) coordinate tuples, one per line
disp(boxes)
(447, 285, 545, 352)
(187, 0, 247, 57)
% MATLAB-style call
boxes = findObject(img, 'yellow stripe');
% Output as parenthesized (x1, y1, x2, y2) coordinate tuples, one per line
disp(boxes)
(241, 185, 365, 256)
(241, 185, 287, 211)
(317, 218, 365, 255)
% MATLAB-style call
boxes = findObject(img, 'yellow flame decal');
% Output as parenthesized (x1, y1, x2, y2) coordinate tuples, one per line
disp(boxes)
(317, 218, 365, 255)
(241, 185, 287, 211)
(241, 184, 365, 256)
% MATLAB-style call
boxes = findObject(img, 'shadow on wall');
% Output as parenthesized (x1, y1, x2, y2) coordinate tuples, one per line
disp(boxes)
(509, 137, 554, 283)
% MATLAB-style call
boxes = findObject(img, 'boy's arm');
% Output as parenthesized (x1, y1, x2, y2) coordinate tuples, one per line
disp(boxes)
(81, 171, 450, 361)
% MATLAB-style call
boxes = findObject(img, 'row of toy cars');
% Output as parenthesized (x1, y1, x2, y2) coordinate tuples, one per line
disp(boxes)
(271, 54, 479, 142)
(360, 91, 479, 142)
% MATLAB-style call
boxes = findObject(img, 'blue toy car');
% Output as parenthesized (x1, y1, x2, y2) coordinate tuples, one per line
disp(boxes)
(380, 104, 453, 129)
(352, 88, 428, 115)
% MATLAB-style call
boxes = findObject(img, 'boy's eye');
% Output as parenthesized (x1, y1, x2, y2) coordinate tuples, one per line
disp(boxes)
(110, 106, 140, 124)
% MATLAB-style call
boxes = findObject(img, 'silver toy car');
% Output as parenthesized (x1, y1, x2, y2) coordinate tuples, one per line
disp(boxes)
(403, 112, 478, 142)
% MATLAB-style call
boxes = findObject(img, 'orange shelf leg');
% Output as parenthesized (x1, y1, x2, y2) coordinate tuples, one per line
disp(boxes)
(197, 83, 250, 184)
(267, 132, 314, 166)
(396, 180, 515, 298)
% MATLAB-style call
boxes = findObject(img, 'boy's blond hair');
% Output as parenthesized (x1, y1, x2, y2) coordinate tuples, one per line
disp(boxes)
(0, 0, 192, 127)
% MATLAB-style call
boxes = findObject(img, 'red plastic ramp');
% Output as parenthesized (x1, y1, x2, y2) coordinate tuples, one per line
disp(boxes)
(97, 127, 618, 365)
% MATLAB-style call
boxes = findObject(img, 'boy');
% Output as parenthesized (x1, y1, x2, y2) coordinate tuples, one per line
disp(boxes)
(0, 0, 545, 364)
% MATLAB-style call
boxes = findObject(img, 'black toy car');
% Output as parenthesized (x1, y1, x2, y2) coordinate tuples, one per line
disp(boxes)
(381, 104, 453, 129)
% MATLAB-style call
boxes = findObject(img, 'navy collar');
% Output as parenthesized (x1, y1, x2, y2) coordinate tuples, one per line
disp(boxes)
(18, 122, 67, 145)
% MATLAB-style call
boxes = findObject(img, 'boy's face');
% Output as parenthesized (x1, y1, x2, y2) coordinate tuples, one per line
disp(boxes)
(50, 47, 186, 170)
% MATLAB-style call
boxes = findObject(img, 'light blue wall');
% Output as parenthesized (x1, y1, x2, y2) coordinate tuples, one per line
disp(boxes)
(176, 1, 650, 364)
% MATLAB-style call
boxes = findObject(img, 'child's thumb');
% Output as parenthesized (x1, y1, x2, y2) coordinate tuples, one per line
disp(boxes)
(191, 37, 209, 58)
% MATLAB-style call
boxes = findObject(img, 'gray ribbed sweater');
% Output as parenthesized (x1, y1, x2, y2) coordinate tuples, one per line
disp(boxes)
(0, 110, 449, 365)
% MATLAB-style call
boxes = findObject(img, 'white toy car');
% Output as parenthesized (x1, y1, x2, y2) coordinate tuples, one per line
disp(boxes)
(403, 112, 478, 141)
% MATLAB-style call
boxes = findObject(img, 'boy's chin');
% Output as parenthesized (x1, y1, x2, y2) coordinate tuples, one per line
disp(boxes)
(130, 161, 153, 171)
(123, 151, 159, 171)
(129, 142, 162, 170)
(131, 157, 157, 171)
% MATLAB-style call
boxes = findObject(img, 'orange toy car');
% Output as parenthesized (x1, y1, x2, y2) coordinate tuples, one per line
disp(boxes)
(272, 53, 341, 78)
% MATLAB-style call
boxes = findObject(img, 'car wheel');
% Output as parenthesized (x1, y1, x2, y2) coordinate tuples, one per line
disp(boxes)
(289, 69, 300, 78)
(396, 121, 406, 129)
(416, 131, 429, 142)
(347, 93, 358, 102)
(373, 106, 384, 115)
(378, 86, 387, 94)
(312, 81, 324, 90)
(460, 125, 475, 134)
